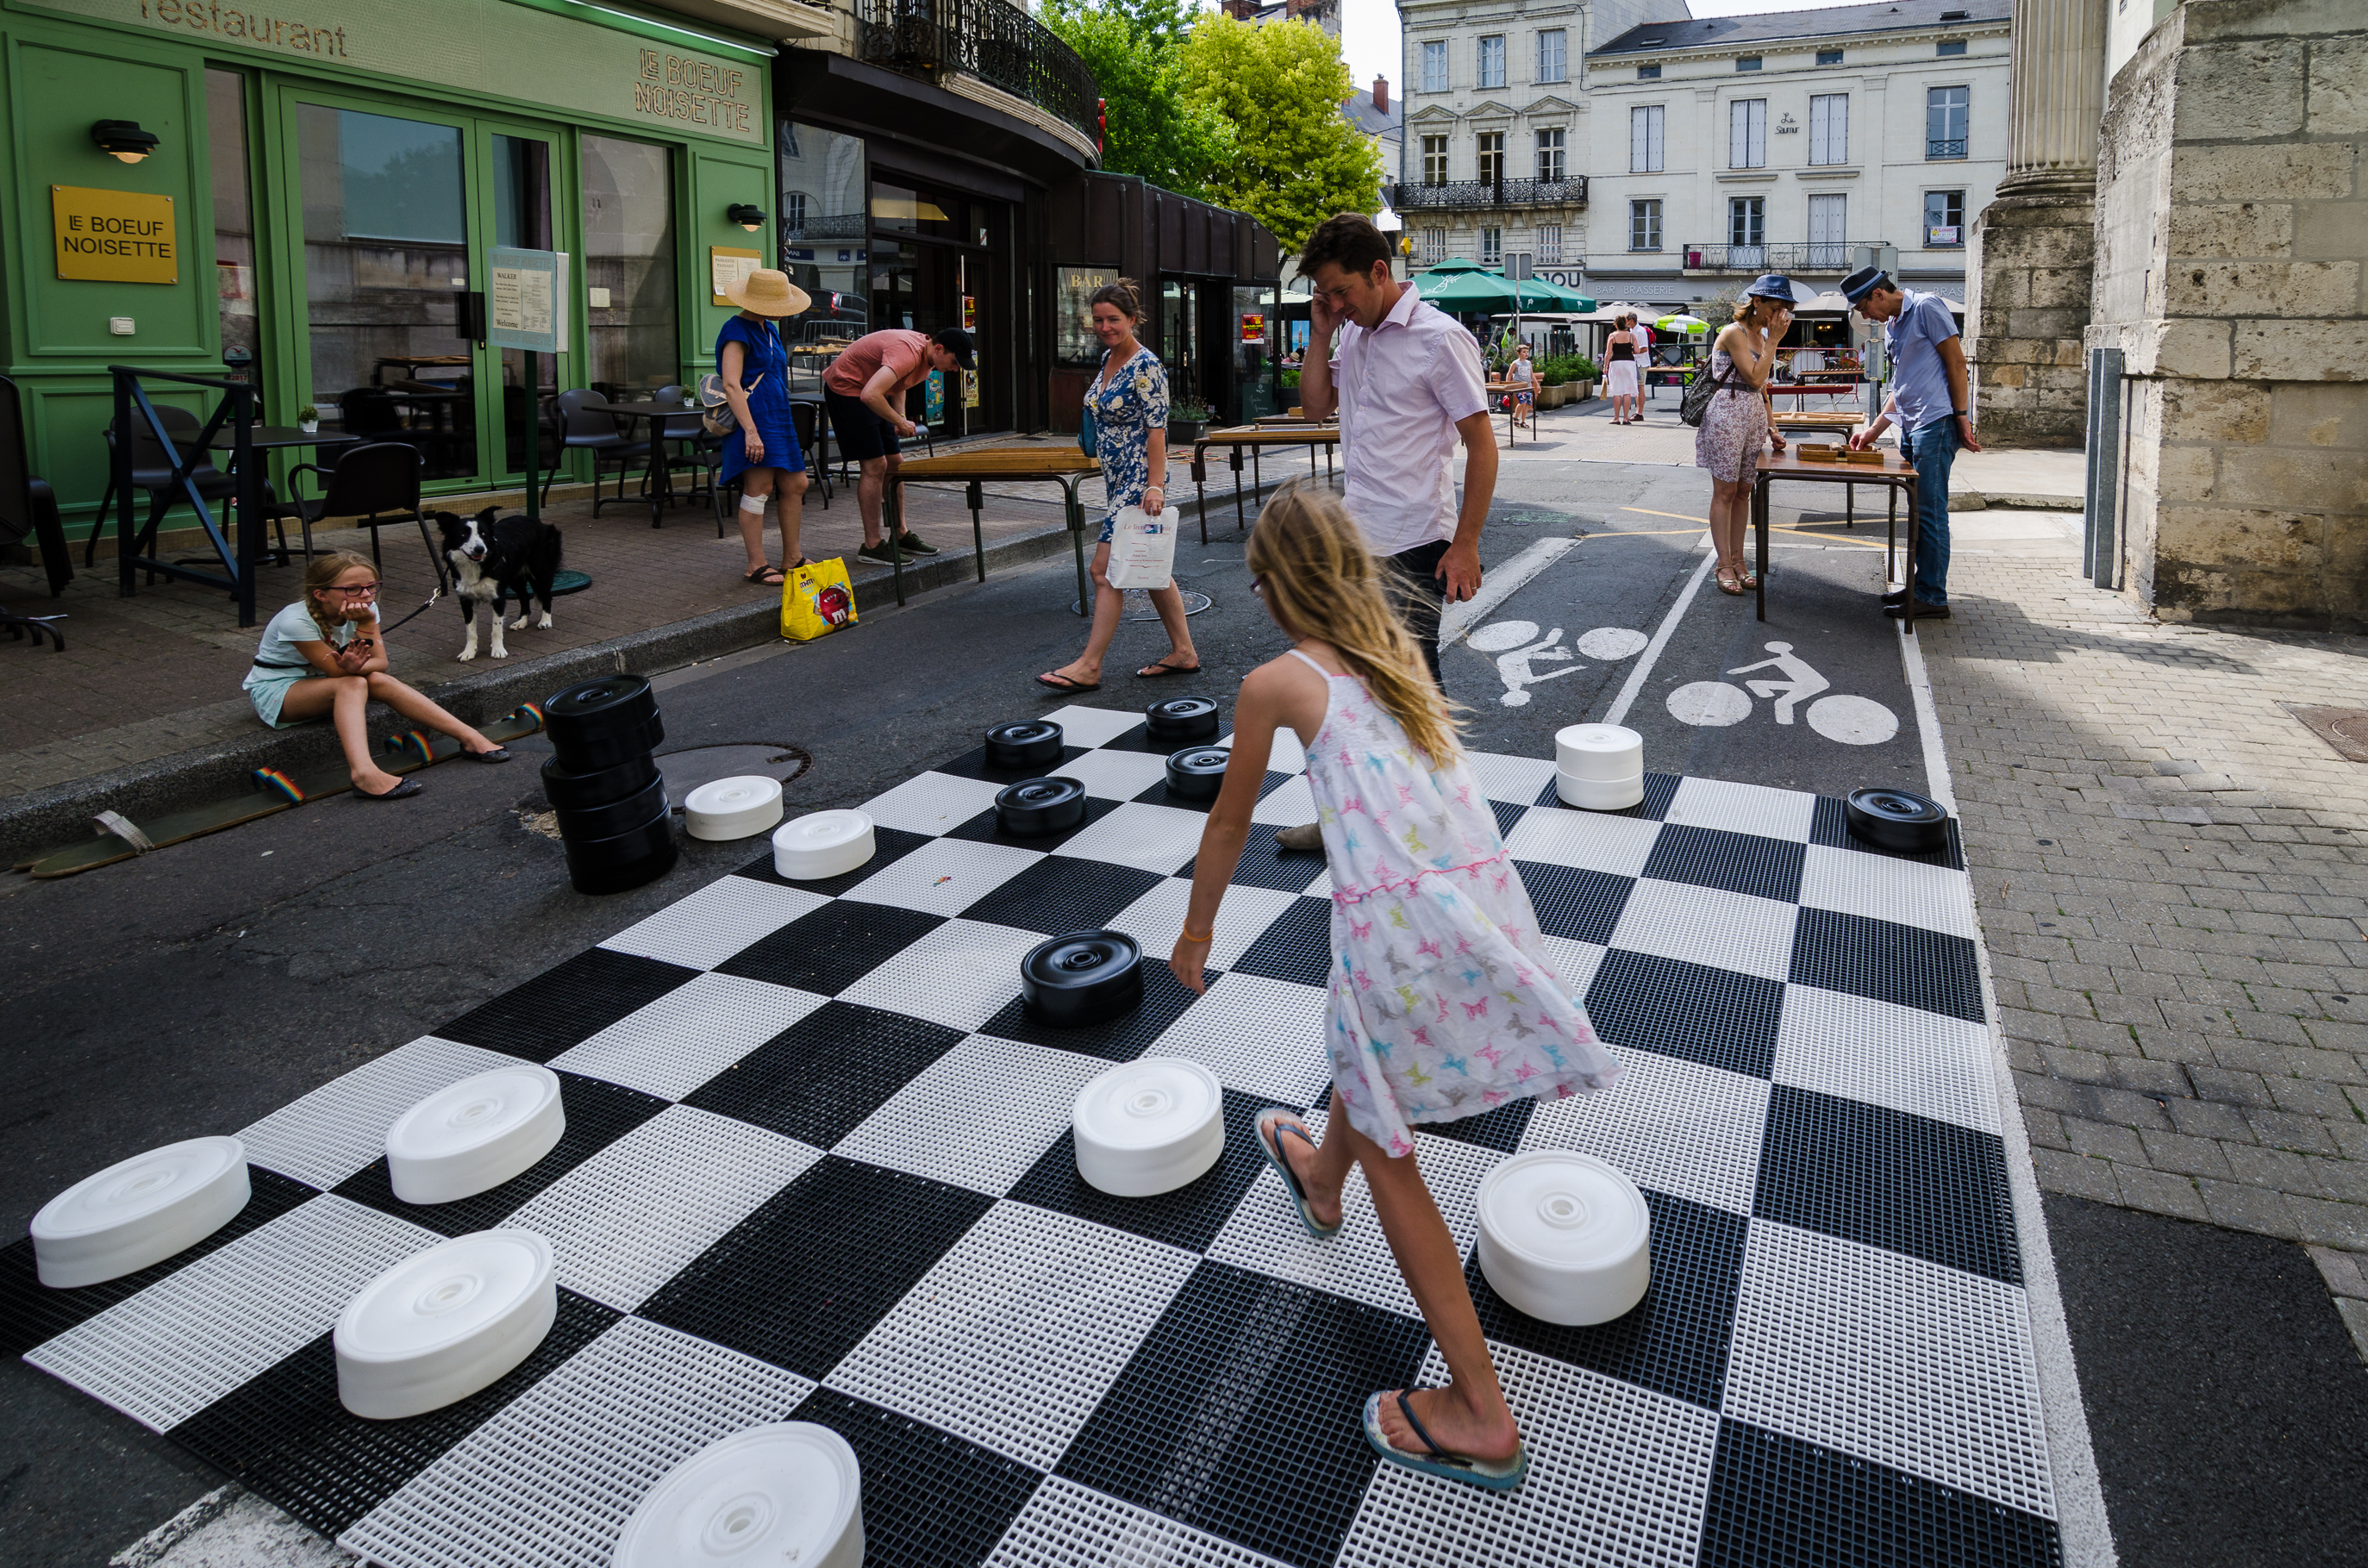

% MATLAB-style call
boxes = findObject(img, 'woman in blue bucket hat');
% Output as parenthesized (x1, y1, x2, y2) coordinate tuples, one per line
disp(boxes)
(1694, 273, 1796, 595)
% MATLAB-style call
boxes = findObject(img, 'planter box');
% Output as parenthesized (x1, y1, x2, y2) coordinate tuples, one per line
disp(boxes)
(1167, 422, 1208, 445)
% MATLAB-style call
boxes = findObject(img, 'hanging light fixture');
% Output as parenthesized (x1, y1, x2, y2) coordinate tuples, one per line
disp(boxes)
(92, 121, 159, 164)
(726, 203, 766, 232)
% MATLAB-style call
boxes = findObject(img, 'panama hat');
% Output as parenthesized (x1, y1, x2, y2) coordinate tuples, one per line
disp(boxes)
(724, 268, 811, 317)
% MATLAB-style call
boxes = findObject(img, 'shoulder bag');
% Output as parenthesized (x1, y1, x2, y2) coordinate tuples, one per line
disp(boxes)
(1077, 348, 1107, 458)
(1679, 352, 1737, 428)
(697, 322, 775, 437)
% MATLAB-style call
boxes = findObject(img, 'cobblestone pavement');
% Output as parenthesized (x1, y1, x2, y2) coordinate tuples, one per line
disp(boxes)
(1921, 528, 2368, 1358)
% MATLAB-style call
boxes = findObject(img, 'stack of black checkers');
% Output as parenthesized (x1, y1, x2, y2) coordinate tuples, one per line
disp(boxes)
(539, 674, 677, 895)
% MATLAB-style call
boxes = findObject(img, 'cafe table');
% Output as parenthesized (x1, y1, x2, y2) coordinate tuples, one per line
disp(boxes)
(1189, 423, 1340, 542)
(596, 398, 705, 528)
(1750, 449, 1928, 632)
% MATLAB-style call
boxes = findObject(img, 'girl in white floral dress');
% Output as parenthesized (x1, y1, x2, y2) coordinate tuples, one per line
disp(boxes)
(1171, 482, 1622, 1493)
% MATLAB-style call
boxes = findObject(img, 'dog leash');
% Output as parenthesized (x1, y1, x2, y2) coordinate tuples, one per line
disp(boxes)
(378, 588, 443, 635)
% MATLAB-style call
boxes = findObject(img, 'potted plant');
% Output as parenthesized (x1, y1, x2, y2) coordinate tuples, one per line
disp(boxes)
(297, 403, 320, 434)
(1570, 356, 1599, 402)
(1168, 397, 1214, 444)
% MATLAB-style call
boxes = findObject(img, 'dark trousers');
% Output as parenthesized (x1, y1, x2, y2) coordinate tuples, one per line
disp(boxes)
(1384, 539, 1450, 686)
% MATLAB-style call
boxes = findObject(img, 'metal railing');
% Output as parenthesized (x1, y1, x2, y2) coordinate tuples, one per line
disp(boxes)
(1387, 177, 1589, 211)
(1928, 138, 1967, 159)
(857, 0, 1099, 139)
(783, 213, 869, 244)
(1680, 242, 1868, 272)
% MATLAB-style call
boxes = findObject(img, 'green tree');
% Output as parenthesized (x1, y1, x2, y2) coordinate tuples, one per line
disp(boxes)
(1040, 0, 1234, 201)
(1178, 15, 1382, 255)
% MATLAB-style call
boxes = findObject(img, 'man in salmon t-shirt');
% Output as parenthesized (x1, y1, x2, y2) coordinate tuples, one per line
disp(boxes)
(822, 326, 974, 565)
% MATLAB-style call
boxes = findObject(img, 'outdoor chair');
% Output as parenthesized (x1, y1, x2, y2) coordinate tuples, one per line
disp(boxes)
(0, 374, 72, 598)
(544, 389, 648, 515)
(653, 384, 718, 510)
(264, 441, 438, 589)
(95, 406, 294, 571)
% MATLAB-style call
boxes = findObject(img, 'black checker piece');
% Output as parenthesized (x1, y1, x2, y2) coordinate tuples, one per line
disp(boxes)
(734, 826, 932, 898)
(713, 901, 944, 996)
(1009, 1090, 1274, 1253)
(1790, 907, 1984, 1025)
(684, 1001, 965, 1147)
(934, 742, 1090, 784)
(1230, 896, 1334, 987)
(1641, 823, 1807, 904)
(1585, 949, 1785, 1079)
(438, 947, 697, 1063)
(1810, 793, 1968, 871)
(960, 856, 1163, 935)
(637, 1156, 992, 1381)
(788, 1389, 1043, 1568)
(945, 796, 1122, 854)
(1517, 861, 1634, 946)
(1133, 768, 1296, 815)
(978, 961, 1210, 1064)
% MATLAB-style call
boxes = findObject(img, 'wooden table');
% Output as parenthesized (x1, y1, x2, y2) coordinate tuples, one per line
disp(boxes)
(892, 446, 1101, 609)
(1769, 409, 1866, 436)
(1751, 450, 1928, 632)
(1190, 423, 1339, 541)
(1486, 380, 1531, 447)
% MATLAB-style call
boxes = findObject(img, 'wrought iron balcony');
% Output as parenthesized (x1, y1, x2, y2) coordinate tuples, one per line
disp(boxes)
(857, 0, 1100, 140)
(784, 213, 870, 244)
(1387, 177, 1589, 212)
(1927, 138, 1968, 159)
(1680, 241, 1870, 272)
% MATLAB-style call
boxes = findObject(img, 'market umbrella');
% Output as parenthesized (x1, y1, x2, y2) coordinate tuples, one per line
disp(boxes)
(1518, 278, 1596, 311)
(1656, 313, 1710, 334)
(1411, 268, 1527, 312)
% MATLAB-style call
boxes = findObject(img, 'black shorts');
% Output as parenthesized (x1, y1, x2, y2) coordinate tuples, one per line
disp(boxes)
(824, 389, 901, 463)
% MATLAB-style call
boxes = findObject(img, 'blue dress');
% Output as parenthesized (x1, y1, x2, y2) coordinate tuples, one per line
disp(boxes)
(715, 315, 803, 484)
(1087, 346, 1168, 542)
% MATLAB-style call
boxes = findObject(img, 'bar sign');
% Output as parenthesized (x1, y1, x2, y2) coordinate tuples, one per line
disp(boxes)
(53, 186, 178, 284)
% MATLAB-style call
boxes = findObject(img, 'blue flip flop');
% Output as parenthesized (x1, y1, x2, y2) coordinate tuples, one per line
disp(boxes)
(1255, 1109, 1341, 1240)
(1363, 1390, 1528, 1492)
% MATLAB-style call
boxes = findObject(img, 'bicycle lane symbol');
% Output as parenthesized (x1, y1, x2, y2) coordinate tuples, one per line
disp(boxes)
(1665, 641, 1900, 745)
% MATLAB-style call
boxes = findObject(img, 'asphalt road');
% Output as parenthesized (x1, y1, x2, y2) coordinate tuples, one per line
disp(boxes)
(3, 459, 2361, 1565)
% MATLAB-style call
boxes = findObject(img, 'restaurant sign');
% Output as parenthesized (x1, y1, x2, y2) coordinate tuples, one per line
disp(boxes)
(53, 186, 178, 284)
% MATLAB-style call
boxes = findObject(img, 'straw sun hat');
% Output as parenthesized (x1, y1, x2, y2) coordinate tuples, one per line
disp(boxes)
(724, 268, 811, 317)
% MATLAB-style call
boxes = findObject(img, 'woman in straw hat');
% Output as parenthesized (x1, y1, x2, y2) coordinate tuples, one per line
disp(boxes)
(716, 267, 812, 586)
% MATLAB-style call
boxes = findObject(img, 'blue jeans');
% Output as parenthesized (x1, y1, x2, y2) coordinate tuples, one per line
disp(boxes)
(1896, 415, 1957, 604)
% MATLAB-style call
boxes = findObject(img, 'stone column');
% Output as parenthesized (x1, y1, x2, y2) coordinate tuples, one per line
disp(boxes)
(1967, 0, 2109, 447)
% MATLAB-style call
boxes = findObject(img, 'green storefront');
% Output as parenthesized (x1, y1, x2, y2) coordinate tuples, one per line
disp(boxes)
(3, 0, 777, 529)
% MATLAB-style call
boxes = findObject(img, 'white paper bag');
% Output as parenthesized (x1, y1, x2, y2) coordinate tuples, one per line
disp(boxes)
(1106, 505, 1178, 590)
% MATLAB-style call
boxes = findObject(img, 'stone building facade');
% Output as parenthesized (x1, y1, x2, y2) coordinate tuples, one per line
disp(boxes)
(2085, 0, 2365, 629)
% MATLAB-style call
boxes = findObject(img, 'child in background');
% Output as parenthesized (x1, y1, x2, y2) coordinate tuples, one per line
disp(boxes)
(1169, 483, 1623, 1491)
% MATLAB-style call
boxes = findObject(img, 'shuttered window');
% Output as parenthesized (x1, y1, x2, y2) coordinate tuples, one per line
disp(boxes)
(1629, 105, 1665, 173)
(1729, 98, 1766, 169)
(1809, 94, 1848, 166)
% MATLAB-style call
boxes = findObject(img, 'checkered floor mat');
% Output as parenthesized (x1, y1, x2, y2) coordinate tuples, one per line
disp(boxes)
(3, 703, 2060, 1567)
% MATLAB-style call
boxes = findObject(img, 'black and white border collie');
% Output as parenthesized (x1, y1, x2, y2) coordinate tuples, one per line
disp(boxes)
(433, 507, 563, 662)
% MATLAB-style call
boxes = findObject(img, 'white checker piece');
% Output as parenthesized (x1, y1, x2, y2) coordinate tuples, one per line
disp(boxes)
(985, 1477, 1295, 1568)
(1111, 877, 1300, 973)
(1042, 703, 1148, 747)
(840, 835, 1042, 917)
(503, 1106, 822, 1311)
(1661, 775, 1815, 842)
(1058, 747, 1172, 800)
(1249, 772, 1318, 827)
(1799, 842, 1979, 940)
(1775, 984, 2002, 1134)
(1206, 1134, 1503, 1321)
(341, 1316, 815, 1568)
(1463, 751, 1559, 805)
(1724, 1221, 2055, 1518)
(1535, 935, 1609, 997)
(1337, 1341, 1721, 1568)
(1608, 878, 1799, 983)
(1054, 801, 1210, 875)
(826, 1203, 1197, 1471)
(860, 770, 1006, 834)
(238, 1036, 524, 1190)
(1503, 807, 1663, 879)
(1152, 971, 1334, 1107)
(28, 1196, 434, 1432)
(834, 1033, 1109, 1196)
(839, 917, 1045, 1032)
(550, 972, 825, 1102)
(1520, 1046, 1771, 1215)
(598, 876, 826, 971)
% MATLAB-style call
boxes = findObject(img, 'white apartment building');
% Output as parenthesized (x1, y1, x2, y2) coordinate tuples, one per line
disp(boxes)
(1395, 0, 2010, 307)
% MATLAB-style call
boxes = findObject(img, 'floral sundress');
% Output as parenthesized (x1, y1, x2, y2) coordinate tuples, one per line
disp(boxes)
(1693, 346, 1771, 483)
(1087, 345, 1168, 541)
(1289, 650, 1624, 1155)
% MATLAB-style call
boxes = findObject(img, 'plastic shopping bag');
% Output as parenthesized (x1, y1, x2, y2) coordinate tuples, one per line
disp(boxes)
(780, 557, 858, 641)
(1105, 505, 1177, 591)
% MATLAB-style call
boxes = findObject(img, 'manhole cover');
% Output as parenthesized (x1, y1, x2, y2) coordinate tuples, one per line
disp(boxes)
(1070, 588, 1214, 620)
(653, 743, 812, 803)
(2279, 703, 2368, 764)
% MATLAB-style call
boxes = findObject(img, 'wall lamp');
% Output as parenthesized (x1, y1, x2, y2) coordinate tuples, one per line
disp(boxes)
(93, 121, 160, 164)
(727, 203, 767, 232)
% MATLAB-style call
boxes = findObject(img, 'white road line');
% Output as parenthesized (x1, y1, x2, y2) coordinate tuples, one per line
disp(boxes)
(1600, 541, 1717, 727)
(1439, 536, 1580, 649)
(1896, 622, 1955, 812)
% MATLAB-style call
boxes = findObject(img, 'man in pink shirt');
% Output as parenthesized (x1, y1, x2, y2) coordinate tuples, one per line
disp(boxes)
(822, 326, 972, 565)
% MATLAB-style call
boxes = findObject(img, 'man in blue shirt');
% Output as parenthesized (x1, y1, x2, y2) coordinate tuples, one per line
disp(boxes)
(1844, 267, 1981, 620)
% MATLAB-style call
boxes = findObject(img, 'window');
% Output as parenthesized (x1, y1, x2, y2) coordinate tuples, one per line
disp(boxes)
(1629, 198, 1662, 252)
(1637, 64, 1661, 80)
(1737, 56, 1762, 72)
(1808, 192, 1846, 266)
(1421, 134, 1448, 185)
(1477, 131, 1505, 185)
(1809, 94, 1849, 166)
(1817, 48, 1843, 66)
(1925, 189, 1966, 247)
(1536, 128, 1565, 183)
(1928, 85, 1970, 158)
(1481, 226, 1503, 266)
(1630, 105, 1665, 172)
(1729, 98, 1767, 169)
(1537, 223, 1562, 265)
(1478, 35, 1505, 90)
(1420, 226, 1446, 265)
(1421, 40, 1447, 93)
(782, 191, 809, 235)
(1537, 28, 1566, 84)
(1728, 195, 1765, 253)
(1937, 39, 1967, 56)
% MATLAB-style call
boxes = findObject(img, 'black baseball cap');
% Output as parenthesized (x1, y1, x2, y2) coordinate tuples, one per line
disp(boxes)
(931, 328, 977, 371)
(1841, 266, 1893, 303)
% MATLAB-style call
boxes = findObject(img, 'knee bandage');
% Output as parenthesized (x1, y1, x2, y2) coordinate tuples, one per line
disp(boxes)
(739, 492, 769, 516)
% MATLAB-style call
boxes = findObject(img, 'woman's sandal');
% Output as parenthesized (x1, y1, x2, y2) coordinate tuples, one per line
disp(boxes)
(1035, 672, 1101, 694)
(744, 564, 787, 586)
(1737, 565, 1761, 590)
(1136, 658, 1202, 679)
(1362, 1390, 1528, 1492)
(1256, 1109, 1342, 1240)
(1715, 565, 1746, 596)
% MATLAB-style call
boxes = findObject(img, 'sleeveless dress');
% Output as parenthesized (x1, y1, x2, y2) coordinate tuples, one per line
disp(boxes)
(715, 315, 803, 484)
(1605, 337, 1640, 399)
(1087, 345, 1168, 543)
(1693, 346, 1771, 483)
(1289, 649, 1624, 1156)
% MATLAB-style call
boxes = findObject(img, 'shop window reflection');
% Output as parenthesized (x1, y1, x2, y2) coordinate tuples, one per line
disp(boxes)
(583, 134, 677, 402)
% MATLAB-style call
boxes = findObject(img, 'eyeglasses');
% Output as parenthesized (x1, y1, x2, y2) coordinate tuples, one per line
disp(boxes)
(323, 583, 380, 598)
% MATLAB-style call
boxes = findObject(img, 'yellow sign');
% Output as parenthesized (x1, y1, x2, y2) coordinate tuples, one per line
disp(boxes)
(53, 186, 178, 284)
(709, 247, 759, 307)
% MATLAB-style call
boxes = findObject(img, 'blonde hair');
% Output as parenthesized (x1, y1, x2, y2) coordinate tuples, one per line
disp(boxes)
(1246, 481, 1463, 765)
(302, 550, 378, 639)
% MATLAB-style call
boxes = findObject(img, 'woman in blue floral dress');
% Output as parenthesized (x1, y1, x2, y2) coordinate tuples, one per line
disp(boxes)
(1039, 278, 1200, 692)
